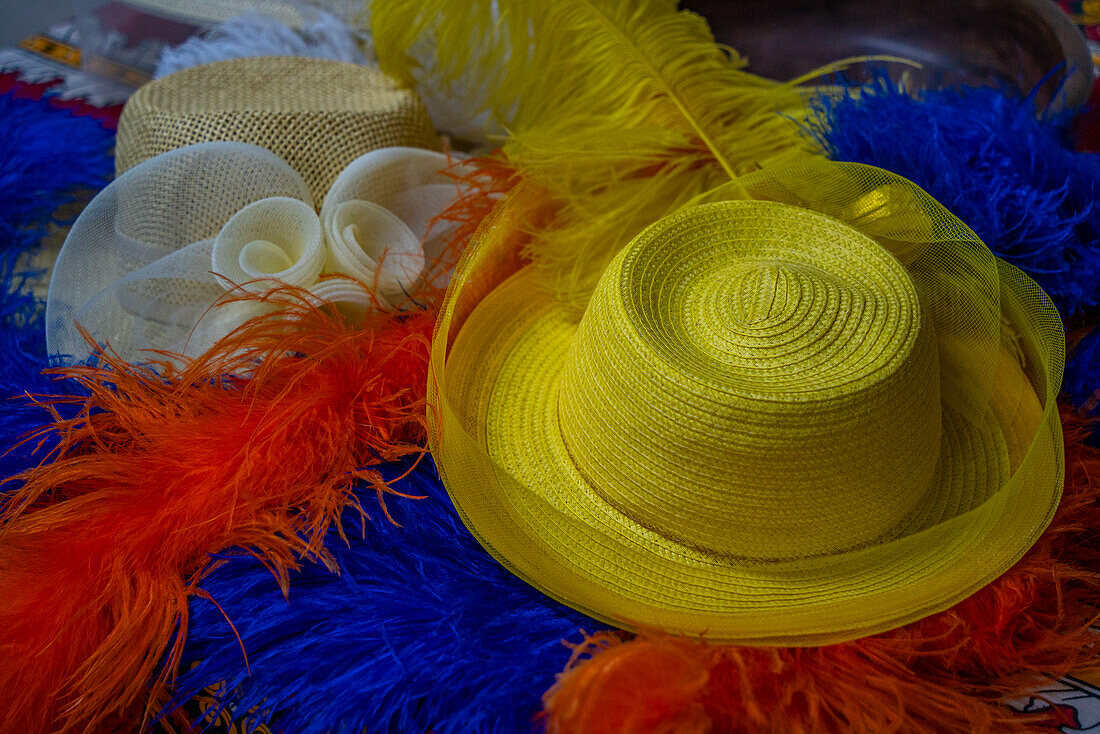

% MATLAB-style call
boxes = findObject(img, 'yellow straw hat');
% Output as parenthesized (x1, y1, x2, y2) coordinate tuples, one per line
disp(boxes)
(116, 56, 439, 202)
(428, 160, 1065, 645)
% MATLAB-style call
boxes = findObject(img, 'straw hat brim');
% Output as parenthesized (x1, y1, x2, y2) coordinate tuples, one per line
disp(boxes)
(436, 258, 1064, 645)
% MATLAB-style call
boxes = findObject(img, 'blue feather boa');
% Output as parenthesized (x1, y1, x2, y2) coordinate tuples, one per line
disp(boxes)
(173, 458, 595, 734)
(0, 90, 112, 480)
(810, 82, 1100, 316)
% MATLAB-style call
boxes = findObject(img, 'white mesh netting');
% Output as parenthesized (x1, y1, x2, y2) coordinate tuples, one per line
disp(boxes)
(46, 142, 469, 365)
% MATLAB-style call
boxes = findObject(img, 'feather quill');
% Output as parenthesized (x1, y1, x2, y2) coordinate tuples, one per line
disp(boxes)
(371, 0, 821, 312)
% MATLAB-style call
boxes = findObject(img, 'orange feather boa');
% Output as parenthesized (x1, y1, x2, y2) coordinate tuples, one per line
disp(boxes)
(0, 291, 433, 733)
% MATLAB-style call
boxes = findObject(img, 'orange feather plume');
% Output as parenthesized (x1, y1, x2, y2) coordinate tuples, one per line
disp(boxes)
(426, 151, 522, 279)
(543, 405, 1100, 734)
(0, 285, 434, 733)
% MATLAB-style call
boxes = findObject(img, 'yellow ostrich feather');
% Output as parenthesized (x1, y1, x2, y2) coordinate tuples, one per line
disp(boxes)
(371, 0, 823, 312)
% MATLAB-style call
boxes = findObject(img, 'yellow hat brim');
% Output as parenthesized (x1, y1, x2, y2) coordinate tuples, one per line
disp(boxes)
(429, 164, 1065, 645)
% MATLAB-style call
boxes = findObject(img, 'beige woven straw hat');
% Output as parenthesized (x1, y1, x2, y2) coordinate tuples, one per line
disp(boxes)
(428, 160, 1065, 645)
(115, 56, 439, 202)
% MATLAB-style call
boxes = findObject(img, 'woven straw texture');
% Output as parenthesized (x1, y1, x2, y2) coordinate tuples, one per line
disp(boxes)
(115, 57, 439, 203)
(428, 158, 1065, 645)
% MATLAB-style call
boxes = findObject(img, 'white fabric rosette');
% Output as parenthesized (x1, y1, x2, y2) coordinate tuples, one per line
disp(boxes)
(46, 142, 470, 365)
(212, 196, 326, 294)
(316, 200, 422, 311)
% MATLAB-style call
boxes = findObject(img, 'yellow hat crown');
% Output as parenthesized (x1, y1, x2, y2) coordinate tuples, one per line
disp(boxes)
(558, 202, 942, 558)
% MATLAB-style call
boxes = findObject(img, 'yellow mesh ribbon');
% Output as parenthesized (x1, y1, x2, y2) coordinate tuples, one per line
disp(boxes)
(428, 158, 1064, 645)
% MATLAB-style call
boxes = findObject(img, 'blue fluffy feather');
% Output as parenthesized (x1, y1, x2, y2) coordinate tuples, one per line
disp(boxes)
(810, 81, 1100, 318)
(810, 80, 1100, 411)
(0, 89, 113, 479)
(173, 458, 596, 734)
(1064, 327, 1100, 414)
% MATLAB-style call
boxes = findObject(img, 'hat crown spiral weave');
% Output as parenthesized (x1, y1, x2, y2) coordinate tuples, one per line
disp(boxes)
(556, 201, 943, 559)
